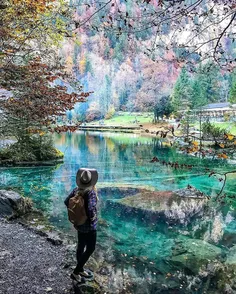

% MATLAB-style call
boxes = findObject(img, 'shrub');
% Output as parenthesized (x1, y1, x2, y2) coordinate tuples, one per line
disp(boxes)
(223, 113, 231, 122)
(105, 106, 115, 119)
(202, 122, 226, 145)
(202, 122, 225, 138)
(0, 134, 64, 162)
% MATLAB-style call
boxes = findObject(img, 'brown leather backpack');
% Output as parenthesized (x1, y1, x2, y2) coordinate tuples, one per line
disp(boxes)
(67, 191, 88, 227)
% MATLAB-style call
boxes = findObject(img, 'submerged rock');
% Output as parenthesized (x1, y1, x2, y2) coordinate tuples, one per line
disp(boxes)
(221, 226, 236, 248)
(174, 186, 207, 198)
(98, 186, 142, 198)
(226, 245, 236, 266)
(0, 190, 32, 218)
(169, 239, 222, 274)
(107, 187, 208, 225)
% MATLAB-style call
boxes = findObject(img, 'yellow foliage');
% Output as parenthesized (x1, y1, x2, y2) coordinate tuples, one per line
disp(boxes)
(192, 141, 199, 147)
(188, 147, 198, 153)
(219, 143, 225, 148)
(106, 138, 115, 152)
(11, 0, 55, 15)
(65, 56, 73, 73)
(162, 142, 171, 147)
(74, 38, 82, 47)
(79, 56, 86, 75)
(1, 0, 69, 60)
(226, 134, 234, 140)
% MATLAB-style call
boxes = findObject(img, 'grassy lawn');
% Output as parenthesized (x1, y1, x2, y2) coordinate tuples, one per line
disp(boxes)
(193, 122, 236, 135)
(95, 112, 153, 126)
(212, 122, 236, 134)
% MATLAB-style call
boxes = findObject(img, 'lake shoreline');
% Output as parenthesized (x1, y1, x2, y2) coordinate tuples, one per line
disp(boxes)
(0, 215, 107, 294)
(0, 158, 64, 167)
(78, 121, 171, 136)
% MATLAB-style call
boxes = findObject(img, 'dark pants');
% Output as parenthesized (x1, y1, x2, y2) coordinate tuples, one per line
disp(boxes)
(74, 230, 97, 274)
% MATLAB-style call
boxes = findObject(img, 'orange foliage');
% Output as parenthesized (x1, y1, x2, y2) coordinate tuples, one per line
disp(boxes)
(11, 0, 55, 16)
(0, 59, 90, 132)
(218, 153, 228, 159)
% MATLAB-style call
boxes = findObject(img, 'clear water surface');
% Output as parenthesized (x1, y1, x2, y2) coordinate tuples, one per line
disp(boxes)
(1, 131, 235, 292)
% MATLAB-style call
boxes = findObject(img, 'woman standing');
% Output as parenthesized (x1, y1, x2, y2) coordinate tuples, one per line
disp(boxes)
(64, 168, 98, 283)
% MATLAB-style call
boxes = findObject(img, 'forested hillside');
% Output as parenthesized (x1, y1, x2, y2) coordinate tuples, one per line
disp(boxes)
(61, 0, 236, 121)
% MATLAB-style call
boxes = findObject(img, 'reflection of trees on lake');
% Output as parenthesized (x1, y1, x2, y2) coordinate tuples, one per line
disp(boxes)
(1, 131, 230, 216)
(54, 132, 234, 194)
(54, 132, 156, 182)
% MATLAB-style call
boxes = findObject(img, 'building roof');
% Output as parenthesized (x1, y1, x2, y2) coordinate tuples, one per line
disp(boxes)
(202, 102, 231, 110)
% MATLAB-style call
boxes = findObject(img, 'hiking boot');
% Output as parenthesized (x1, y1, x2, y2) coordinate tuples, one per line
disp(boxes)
(70, 273, 86, 284)
(78, 269, 94, 280)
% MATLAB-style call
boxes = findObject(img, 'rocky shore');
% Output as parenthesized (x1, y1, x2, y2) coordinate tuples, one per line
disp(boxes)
(0, 190, 102, 294)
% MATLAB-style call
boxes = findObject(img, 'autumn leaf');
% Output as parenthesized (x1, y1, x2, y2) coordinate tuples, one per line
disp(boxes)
(218, 153, 228, 159)
(192, 141, 199, 147)
(219, 143, 225, 148)
(226, 134, 234, 140)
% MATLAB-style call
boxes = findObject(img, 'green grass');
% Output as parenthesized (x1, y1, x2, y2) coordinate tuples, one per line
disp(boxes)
(212, 122, 236, 135)
(96, 112, 153, 126)
(193, 122, 236, 135)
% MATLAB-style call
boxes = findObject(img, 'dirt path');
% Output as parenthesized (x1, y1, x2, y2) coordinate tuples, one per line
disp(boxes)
(0, 219, 72, 294)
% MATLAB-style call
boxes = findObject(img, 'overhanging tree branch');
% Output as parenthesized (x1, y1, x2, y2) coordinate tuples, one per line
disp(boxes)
(213, 12, 236, 63)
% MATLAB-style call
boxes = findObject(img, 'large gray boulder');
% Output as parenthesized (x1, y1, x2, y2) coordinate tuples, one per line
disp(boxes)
(0, 190, 32, 218)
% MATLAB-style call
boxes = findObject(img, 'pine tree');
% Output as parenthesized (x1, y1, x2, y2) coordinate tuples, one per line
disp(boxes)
(171, 67, 191, 112)
(229, 72, 236, 103)
(197, 62, 221, 104)
(190, 76, 207, 108)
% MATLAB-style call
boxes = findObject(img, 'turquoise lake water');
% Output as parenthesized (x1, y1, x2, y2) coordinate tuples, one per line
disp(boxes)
(0, 131, 235, 292)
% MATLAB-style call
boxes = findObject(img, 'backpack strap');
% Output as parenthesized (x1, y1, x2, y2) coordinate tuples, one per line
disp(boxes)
(83, 190, 89, 218)
(64, 187, 78, 207)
